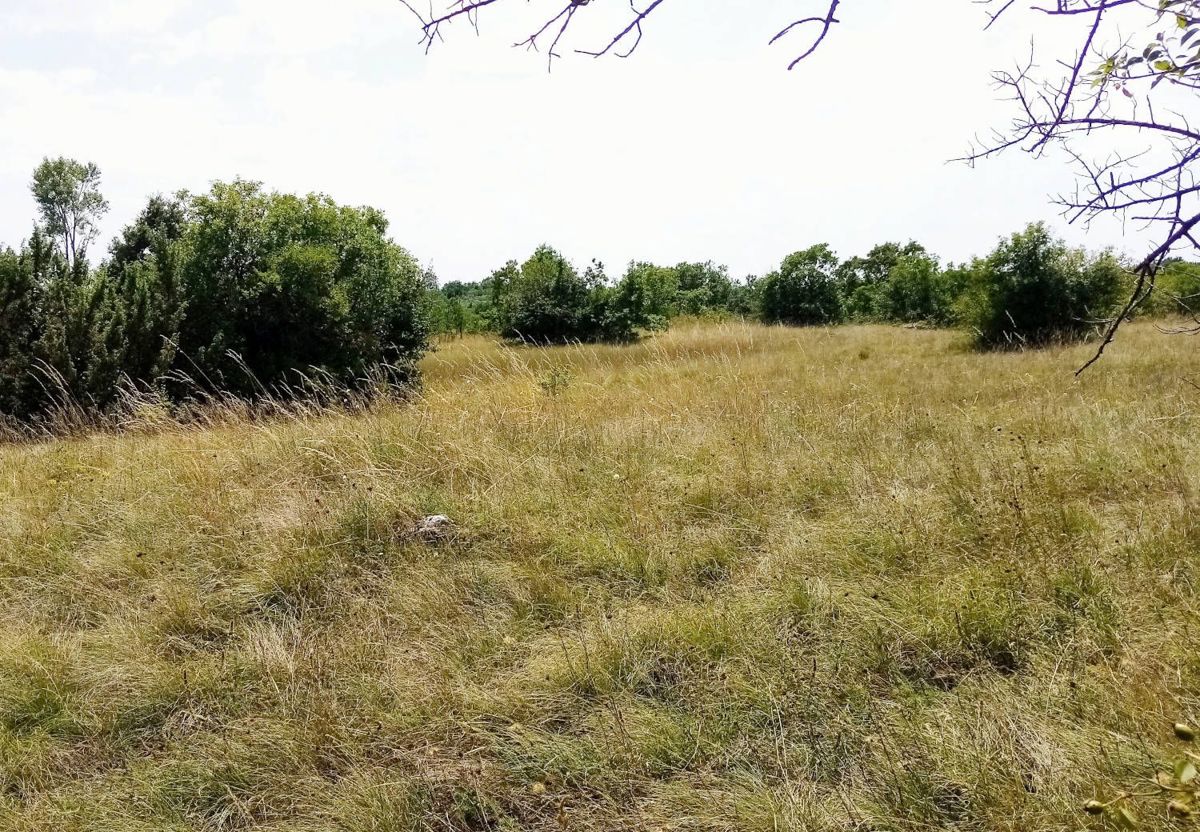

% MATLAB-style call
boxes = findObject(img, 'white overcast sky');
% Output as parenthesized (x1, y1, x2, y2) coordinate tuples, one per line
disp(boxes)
(0, 0, 1146, 282)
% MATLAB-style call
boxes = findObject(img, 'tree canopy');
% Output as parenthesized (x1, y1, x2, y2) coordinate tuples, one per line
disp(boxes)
(30, 157, 108, 272)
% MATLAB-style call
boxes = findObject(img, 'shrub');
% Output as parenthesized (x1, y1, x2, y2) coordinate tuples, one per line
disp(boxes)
(673, 261, 734, 316)
(1145, 259, 1200, 316)
(0, 239, 45, 419)
(837, 241, 927, 321)
(962, 223, 1126, 348)
(177, 180, 429, 394)
(612, 262, 677, 331)
(33, 255, 127, 413)
(875, 251, 960, 326)
(492, 247, 655, 344)
(727, 276, 761, 317)
(758, 244, 843, 326)
(0, 169, 431, 424)
(493, 246, 595, 343)
(105, 196, 187, 384)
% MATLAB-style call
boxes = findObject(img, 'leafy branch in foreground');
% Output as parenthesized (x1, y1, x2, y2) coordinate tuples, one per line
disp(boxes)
(1083, 721, 1200, 827)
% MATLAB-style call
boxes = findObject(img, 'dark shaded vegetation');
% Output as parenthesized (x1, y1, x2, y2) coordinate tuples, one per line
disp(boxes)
(1, 160, 429, 428)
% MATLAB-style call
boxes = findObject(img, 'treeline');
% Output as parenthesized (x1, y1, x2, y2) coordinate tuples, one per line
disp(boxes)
(1, 160, 428, 426)
(430, 226, 1189, 349)
(4, 157, 1198, 429)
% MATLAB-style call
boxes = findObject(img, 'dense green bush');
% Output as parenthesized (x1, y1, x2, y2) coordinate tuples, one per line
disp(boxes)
(673, 261, 734, 316)
(178, 180, 428, 394)
(426, 258, 759, 334)
(489, 246, 656, 343)
(875, 251, 963, 326)
(615, 262, 678, 328)
(837, 242, 927, 321)
(492, 246, 596, 342)
(34, 256, 128, 412)
(727, 276, 761, 316)
(1143, 259, 1200, 317)
(101, 195, 187, 387)
(961, 223, 1126, 348)
(758, 244, 844, 326)
(0, 238, 45, 418)
(0, 163, 431, 424)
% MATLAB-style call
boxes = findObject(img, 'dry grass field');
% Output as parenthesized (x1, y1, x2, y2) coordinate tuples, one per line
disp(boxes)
(1, 320, 1198, 831)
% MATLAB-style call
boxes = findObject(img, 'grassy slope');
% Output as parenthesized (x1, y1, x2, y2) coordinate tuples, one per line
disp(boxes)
(0, 321, 1198, 831)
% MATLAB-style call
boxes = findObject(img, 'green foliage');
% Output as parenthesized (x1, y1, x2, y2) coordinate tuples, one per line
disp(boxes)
(489, 246, 656, 343)
(623, 262, 678, 320)
(758, 244, 844, 326)
(727, 275, 761, 316)
(33, 255, 128, 412)
(493, 245, 593, 342)
(837, 241, 927, 320)
(673, 261, 734, 316)
(537, 366, 574, 396)
(0, 164, 430, 424)
(832, 241, 971, 326)
(106, 196, 187, 384)
(875, 251, 960, 326)
(177, 180, 428, 395)
(426, 280, 496, 336)
(1143, 258, 1200, 316)
(0, 237, 46, 419)
(30, 157, 109, 270)
(961, 223, 1127, 348)
(612, 262, 677, 331)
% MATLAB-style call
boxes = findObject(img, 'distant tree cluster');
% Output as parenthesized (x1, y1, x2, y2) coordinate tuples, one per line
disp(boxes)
(0, 158, 428, 426)
(426, 223, 1135, 350)
(425, 249, 759, 342)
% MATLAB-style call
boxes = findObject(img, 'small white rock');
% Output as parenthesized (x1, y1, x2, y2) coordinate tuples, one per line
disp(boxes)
(413, 514, 455, 543)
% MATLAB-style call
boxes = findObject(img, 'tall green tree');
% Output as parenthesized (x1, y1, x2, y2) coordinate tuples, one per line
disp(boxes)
(105, 195, 188, 384)
(874, 250, 959, 326)
(837, 241, 927, 320)
(674, 261, 733, 316)
(33, 255, 127, 411)
(30, 157, 109, 271)
(618, 262, 678, 326)
(494, 245, 593, 342)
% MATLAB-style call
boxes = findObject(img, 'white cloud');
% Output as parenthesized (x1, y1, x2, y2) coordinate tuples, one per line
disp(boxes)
(0, 0, 1153, 279)
(1, 0, 194, 36)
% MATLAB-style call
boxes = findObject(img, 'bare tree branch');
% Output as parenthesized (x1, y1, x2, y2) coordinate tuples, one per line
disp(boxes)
(399, 1, 1200, 368)
(396, 0, 846, 70)
(970, 0, 1200, 370)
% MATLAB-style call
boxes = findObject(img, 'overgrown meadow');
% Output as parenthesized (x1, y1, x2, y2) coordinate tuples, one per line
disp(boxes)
(1, 320, 1197, 831)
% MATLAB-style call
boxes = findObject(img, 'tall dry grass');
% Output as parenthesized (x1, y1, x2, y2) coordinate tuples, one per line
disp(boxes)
(0, 320, 1198, 831)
